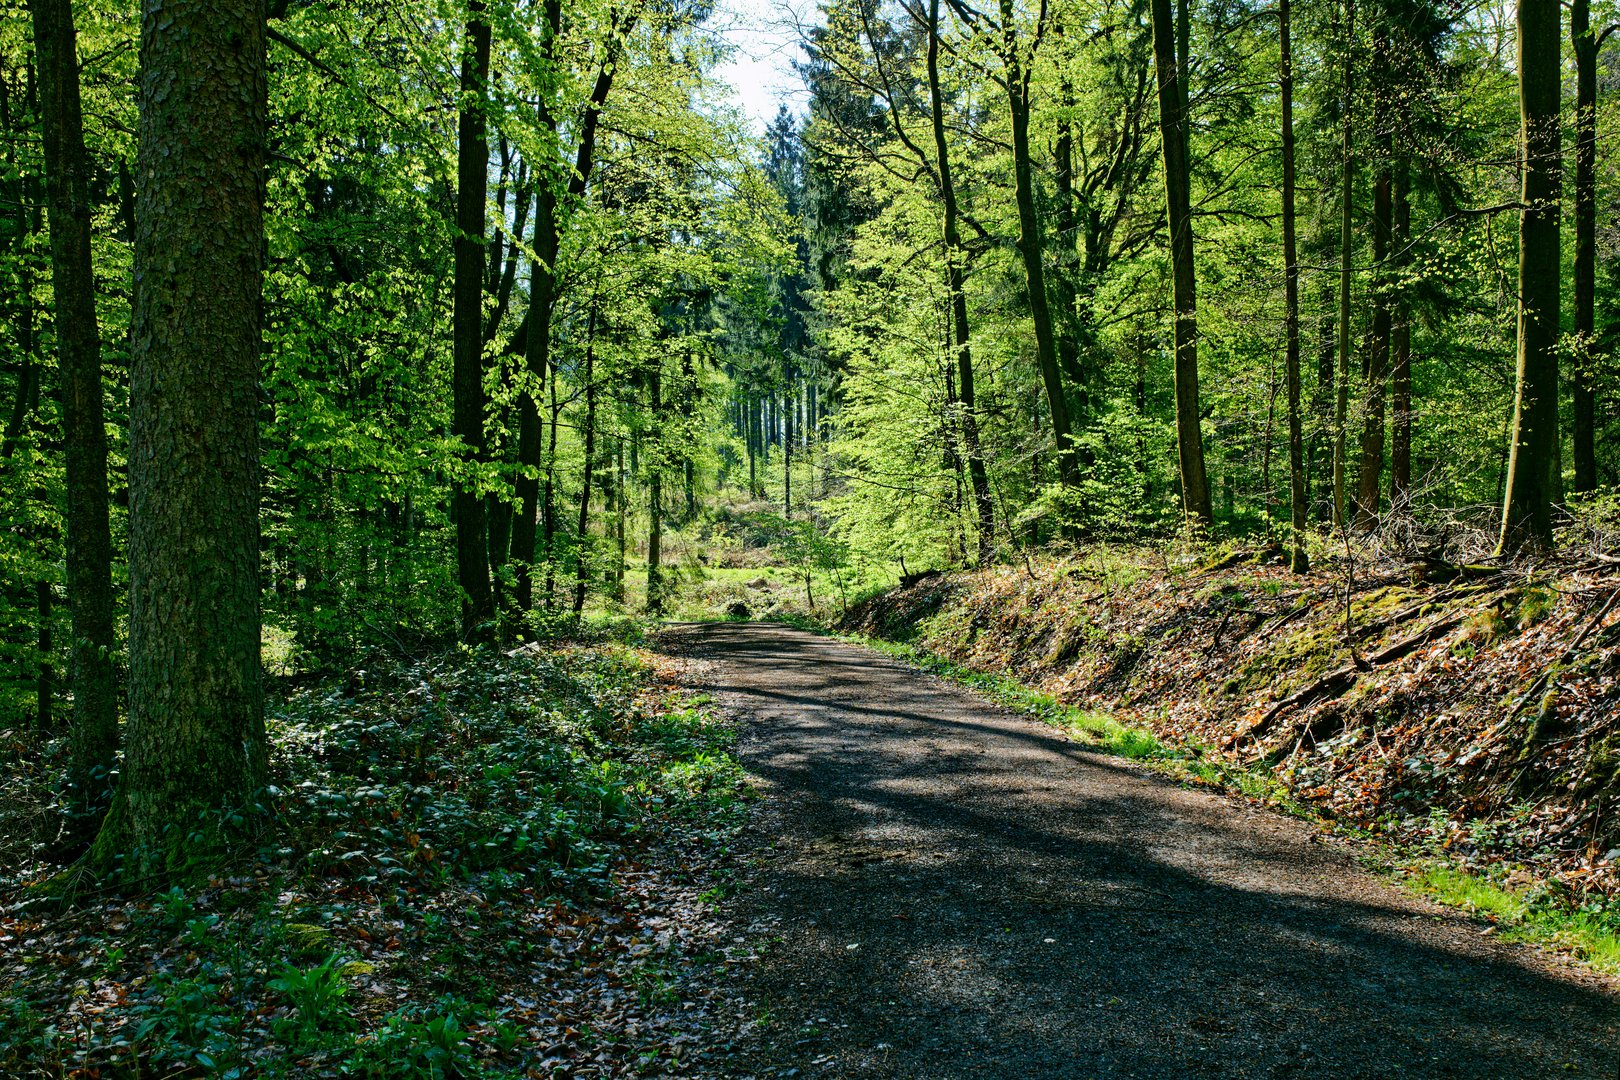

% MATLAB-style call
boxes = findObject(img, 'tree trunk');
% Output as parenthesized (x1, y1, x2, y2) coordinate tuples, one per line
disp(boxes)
(1390, 160, 1412, 505)
(452, 0, 493, 638)
(36, 580, 53, 729)
(1499, 0, 1563, 552)
(614, 438, 627, 600)
(1355, 53, 1392, 531)
(513, 15, 623, 615)
(1572, 0, 1600, 494)
(30, 0, 119, 826)
(928, 0, 994, 564)
(542, 363, 560, 609)
(1150, 0, 1211, 522)
(999, 0, 1078, 488)
(93, 0, 268, 877)
(1280, 0, 1309, 573)
(646, 366, 663, 614)
(1333, 0, 1355, 528)
(572, 305, 599, 616)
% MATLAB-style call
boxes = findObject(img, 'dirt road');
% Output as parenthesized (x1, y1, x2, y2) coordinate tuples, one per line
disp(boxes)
(663, 621, 1618, 1079)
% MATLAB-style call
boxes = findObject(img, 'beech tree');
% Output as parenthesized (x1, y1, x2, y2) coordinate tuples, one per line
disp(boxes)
(1499, 0, 1562, 552)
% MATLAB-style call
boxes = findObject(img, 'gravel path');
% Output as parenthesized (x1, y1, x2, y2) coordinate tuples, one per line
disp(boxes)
(663, 621, 1619, 1079)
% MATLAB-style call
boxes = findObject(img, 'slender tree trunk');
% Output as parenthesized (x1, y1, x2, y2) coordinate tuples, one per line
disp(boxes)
(747, 396, 758, 496)
(784, 383, 794, 514)
(646, 365, 663, 614)
(452, 0, 493, 638)
(36, 580, 53, 728)
(1390, 160, 1412, 505)
(1333, 0, 1355, 528)
(1280, 0, 1308, 573)
(514, 3, 623, 614)
(92, 0, 268, 877)
(30, 0, 118, 826)
(1572, 0, 1601, 494)
(542, 364, 560, 608)
(1499, 0, 1563, 552)
(572, 305, 599, 616)
(999, 0, 1078, 488)
(1356, 53, 1392, 530)
(928, 0, 994, 564)
(614, 438, 627, 600)
(1150, 0, 1212, 522)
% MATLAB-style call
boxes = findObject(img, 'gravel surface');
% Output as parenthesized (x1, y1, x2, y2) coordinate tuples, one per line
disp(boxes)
(662, 621, 1619, 1079)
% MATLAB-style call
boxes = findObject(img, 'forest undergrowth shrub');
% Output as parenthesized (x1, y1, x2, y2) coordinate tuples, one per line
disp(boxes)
(0, 638, 744, 1078)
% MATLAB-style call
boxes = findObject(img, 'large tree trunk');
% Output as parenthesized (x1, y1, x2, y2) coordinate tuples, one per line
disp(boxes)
(452, 0, 494, 638)
(1572, 0, 1601, 494)
(999, 0, 1078, 488)
(1499, 0, 1562, 552)
(92, 0, 268, 877)
(30, 0, 118, 828)
(1279, 0, 1308, 573)
(1332, 0, 1355, 528)
(928, 0, 994, 564)
(1149, 0, 1211, 522)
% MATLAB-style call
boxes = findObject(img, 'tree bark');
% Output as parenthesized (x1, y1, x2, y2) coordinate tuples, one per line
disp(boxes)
(513, 6, 624, 613)
(928, 0, 994, 564)
(30, 0, 119, 826)
(1279, 0, 1308, 573)
(1572, 0, 1601, 494)
(1150, 0, 1211, 522)
(1390, 159, 1412, 505)
(646, 365, 663, 614)
(1499, 0, 1562, 553)
(998, 0, 1078, 488)
(1333, 0, 1354, 528)
(452, 0, 494, 638)
(572, 304, 599, 616)
(1356, 42, 1392, 531)
(93, 0, 268, 877)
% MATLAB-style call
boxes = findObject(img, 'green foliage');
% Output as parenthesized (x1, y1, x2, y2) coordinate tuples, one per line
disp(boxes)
(0, 640, 743, 1076)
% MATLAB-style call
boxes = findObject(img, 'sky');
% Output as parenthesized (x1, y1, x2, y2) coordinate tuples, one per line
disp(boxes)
(707, 0, 812, 134)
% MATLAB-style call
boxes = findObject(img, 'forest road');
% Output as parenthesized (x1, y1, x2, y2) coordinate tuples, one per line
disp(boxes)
(659, 621, 1619, 1079)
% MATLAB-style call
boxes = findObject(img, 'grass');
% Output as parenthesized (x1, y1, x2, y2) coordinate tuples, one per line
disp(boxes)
(766, 615, 1620, 980)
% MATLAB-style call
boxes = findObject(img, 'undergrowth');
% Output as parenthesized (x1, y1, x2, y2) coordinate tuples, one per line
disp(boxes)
(0, 638, 744, 1078)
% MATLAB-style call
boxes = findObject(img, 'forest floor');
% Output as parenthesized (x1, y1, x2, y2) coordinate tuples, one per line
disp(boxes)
(0, 640, 753, 1078)
(663, 621, 1620, 1079)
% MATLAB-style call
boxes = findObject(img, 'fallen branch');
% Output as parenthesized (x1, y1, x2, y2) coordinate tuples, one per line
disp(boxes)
(1231, 614, 1466, 745)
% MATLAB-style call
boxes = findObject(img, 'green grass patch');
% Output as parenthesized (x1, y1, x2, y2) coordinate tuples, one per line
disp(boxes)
(1400, 864, 1620, 973)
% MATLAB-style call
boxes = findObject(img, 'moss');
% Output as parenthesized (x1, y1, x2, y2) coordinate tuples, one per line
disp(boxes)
(1514, 585, 1558, 630)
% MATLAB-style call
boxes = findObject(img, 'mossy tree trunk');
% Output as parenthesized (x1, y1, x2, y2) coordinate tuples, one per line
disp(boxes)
(1499, 0, 1562, 553)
